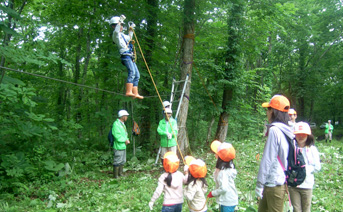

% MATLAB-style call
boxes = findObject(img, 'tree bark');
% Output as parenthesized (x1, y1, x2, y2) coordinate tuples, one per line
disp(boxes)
(177, 0, 195, 156)
(214, 0, 244, 141)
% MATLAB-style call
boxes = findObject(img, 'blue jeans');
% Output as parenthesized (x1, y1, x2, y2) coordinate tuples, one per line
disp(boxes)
(121, 55, 140, 86)
(161, 203, 182, 212)
(220, 205, 236, 212)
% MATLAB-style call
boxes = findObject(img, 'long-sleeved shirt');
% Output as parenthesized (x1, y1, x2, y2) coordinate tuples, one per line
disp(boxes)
(212, 168, 238, 207)
(157, 118, 178, 147)
(150, 171, 187, 205)
(112, 24, 133, 56)
(184, 179, 208, 212)
(111, 119, 128, 150)
(257, 122, 294, 188)
(297, 145, 321, 189)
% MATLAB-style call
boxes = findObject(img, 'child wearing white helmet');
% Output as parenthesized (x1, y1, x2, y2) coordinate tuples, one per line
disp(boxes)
(207, 142, 238, 212)
(149, 152, 187, 211)
(110, 15, 143, 99)
(184, 158, 208, 212)
(288, 122, 321, 212)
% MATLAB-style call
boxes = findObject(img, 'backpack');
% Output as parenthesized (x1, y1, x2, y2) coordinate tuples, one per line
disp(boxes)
(132, 121, 140, 136)
(108, 124, 114, 147)
(277, 130, 307, 187)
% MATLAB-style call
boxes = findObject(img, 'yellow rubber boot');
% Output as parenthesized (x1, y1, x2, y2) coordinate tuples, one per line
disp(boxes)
(125, 83, 135, 97)
(132, 86, 144, 99)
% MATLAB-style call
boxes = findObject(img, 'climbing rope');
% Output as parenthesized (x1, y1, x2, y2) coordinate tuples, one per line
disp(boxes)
(131, 28, 186, 165)
(0, 66, 165, 98)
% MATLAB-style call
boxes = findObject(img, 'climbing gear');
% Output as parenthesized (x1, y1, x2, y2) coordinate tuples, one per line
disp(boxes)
(170, 75, 190, 120)
(113, 166, 119, 178)
(132, 121, 140, 136)
(125, 83, 135, 97)
(118, 109, 129, 118)
(132, 86, 144, 99)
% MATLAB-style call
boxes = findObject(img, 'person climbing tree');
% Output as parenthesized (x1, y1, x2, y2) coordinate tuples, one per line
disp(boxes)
(110, 15, 143, 99)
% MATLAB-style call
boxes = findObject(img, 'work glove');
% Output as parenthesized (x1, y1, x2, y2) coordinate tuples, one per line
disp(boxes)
(148, 201, 154, 210)
(129, 22, 136, 28)
(255, 182, 264, 199)
(119, 15, 126, 23)
(207, 191, 214, 198)
(167, 133, 172, 140)
(184, 165, 189, 172)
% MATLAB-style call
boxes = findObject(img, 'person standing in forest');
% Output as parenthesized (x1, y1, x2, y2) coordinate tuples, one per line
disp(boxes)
(157, 108, 178, 165)
(112, 109, 130, 178)
(256, 95, 293, 212)
(289, 122, 321, 212)
(110, 15, 143, 99)
(325, 120, 334, 143)
(288, 108, 297, 131)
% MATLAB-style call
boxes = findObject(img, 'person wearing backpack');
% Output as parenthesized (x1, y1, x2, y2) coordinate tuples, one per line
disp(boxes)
(112, 109, 130, 178)
(110, 15, 143, 99)
(255, 95, 294, 212)
(289, 122, 321, 212)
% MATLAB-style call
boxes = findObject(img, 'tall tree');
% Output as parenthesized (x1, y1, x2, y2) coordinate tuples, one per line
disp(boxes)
(215, 0, 245, 142)
(177, 0, 195, 156)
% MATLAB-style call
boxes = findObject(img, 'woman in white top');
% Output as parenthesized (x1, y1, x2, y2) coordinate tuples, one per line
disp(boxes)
(289, 122, 321, 212)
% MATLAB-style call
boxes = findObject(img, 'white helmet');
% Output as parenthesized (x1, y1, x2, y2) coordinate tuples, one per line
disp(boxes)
(118, 110, 129, 117)
(163, 101, 171, 108)
(109, 16, 120, 25)
(164, 108, 173, 114)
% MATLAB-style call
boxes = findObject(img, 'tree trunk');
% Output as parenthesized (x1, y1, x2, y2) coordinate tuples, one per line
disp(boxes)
(0, 0, 27, 83)
(140, 0, 158, 150)
(177, 0, 195, 157)
(214, 0, 244, 141)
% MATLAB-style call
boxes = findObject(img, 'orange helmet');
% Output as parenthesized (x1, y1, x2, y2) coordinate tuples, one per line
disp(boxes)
(189, 159, 207, 178)
(163, 152, 180, 173)
(217, 143, 236, 162)
(210, 140, 221, 154)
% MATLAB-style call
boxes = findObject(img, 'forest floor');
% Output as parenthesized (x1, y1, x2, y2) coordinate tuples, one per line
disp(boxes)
(1, 136, 342, 212)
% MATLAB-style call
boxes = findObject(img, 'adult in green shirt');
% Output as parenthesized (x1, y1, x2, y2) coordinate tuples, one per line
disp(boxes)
(112, 109, 130, 178)
(325, 120, 334, 143)
(157, 108, 178, 165)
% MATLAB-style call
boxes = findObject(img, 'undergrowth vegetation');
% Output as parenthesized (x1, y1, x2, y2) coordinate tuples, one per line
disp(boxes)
(0, 137, 342, 212)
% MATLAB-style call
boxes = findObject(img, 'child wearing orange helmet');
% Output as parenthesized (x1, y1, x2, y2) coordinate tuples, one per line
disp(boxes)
(288, 122, 321, 212)
(207, 142, 238, 212)
(184, 158, 208, 212)
(149, 152, 187, 212)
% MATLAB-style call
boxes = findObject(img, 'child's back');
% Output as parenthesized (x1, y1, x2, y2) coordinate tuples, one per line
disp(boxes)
(184, 179, 208, 212)
(151, 171, 185, 205)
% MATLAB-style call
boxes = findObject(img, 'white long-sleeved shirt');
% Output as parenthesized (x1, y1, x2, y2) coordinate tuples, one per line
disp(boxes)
(112, 24, 133, 56)
(212, 168, 238, 207)
(257, 122, 294, 188)
(184, 178, 208, 212)
(297, 145, 321, 189)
